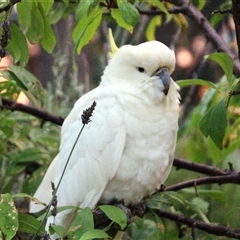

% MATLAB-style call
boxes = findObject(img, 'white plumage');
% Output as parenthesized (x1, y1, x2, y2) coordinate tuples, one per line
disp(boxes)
(30, 41, 180, 238)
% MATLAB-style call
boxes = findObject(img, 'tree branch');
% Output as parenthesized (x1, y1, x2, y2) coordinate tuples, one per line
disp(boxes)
(137, 5, 187, 15)
(155, 209, 240, 239)
(93, 195, 240, 239)
(163, 171, 240, 192)
(1, 98, 64, 126)
(173, 157, 228, 176)
(211, 8, 232, 15)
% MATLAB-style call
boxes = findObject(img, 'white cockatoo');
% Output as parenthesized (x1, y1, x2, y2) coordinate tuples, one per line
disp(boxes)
(30, 40, 180, 238)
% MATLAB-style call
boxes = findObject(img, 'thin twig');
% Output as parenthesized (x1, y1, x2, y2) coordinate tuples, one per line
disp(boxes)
(137, 5, 188, 15)
(156, 209, 240, 238)
(163, 172, 240, 192)
(211, 9, 232, 15)
(173, 157, 228, 176)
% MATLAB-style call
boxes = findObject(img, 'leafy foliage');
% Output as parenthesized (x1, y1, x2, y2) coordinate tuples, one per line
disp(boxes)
(199, 97, 228, 150)
(0, 193, 18, 240)
(99, 205, 127, 229)
(18, 213, 44, 236)
(0, 0, 240, 239)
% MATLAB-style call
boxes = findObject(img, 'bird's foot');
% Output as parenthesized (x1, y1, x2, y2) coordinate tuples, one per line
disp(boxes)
(132, 200, 148, 218)
(159, 184, 166, 192)
(114, 203, 134, 224)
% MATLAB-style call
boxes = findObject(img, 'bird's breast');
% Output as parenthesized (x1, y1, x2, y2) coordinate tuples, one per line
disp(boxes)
(101, 103, 178, 204)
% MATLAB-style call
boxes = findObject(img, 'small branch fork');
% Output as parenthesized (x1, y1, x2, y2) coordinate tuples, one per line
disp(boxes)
(171, 158, 240, 190)
(163, 171, 240, 192)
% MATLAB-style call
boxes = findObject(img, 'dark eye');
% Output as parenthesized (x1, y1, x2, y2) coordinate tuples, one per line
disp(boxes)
(138, 67, 145, 72)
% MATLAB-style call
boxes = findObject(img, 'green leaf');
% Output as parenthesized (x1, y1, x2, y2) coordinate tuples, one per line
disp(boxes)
(0, 66, 44, 106)
(8, 65, 44, 107)
(176, 79, 219, 90)
(210, 12, 223, 27)
(99, 205, 127, 229)
(48, 2, 65, 24)
(191, 197, 209, 214)
(18, 213, 44, 236)
(25, 1, 44, 44)
(79, 229, 110, 240)
(75, 1, 89, 20)
(17, 1, 33, 30)
(199, 97, 228, 149)
(0, 80, 21, 99)
(130, 219, 157, 240)
(11, 147, 49, 163)
(0, 70, 28, 91)
(62, 0, 69, 7)
(71, 207, 94, 239)
(149, 213, 165, 239)
(87, 0, 101, 16)
(117, 0, 140, 26)
(148, 0, 169, 15)
(7, 41, 21, 63)
(146, 16, 161, 41)
(190, 0, 206, 10)
(38, 2, 56, 53)
(0, 116, 15, 137)
(111, 9, 133, 33)
(146, 192, 185, 210)
(205, 53, 234, 84)
(7, 23, 29, 66)
(181, 188, 226, 204)
(38, 0, 54, 14)
(73, 8, 103, 54)
(75, 0, 101, 20)
(0, 193, 19, 240)
(49, 225, 65, 238)
(225, 207, 240, 225)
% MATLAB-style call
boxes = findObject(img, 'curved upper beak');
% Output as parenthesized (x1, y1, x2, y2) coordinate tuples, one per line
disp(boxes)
(155, 68, 170, 95)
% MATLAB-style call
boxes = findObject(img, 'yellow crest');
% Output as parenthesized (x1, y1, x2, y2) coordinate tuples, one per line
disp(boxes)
(108, 29, 119, 58)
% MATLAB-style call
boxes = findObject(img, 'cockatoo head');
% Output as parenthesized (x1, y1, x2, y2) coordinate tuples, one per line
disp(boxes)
(102, 41, 179, 104)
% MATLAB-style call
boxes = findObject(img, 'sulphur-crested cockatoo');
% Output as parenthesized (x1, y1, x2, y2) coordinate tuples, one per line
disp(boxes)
(30, 40, 180, 238)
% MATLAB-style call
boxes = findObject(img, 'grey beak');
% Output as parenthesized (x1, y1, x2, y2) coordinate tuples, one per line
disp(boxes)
(155, 68, 170, 95)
